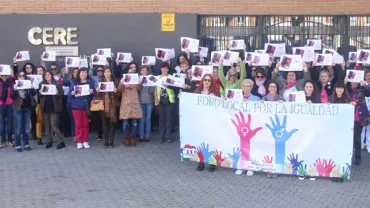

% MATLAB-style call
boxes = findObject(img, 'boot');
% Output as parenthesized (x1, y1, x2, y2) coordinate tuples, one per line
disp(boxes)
(37, 138, 43, 145)
(123, 137, 130, 147)
(130, 136, 136, 147)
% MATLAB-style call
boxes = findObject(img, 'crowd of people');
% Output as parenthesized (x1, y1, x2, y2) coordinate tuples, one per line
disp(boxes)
(0, 44, 369, 183)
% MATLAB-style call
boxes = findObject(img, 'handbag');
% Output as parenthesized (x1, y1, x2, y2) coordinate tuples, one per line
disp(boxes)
(84, 99, 92, 118)
(90, 95, 104, 111)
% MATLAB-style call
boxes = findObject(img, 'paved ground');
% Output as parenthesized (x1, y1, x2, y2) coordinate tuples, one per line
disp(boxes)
(1, 131, 370, 208)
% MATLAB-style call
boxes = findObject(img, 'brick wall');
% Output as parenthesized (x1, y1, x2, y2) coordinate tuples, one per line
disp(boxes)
(1, 0, 370, 14)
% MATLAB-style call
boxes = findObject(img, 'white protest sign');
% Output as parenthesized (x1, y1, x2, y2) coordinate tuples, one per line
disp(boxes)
(91, 54, 106, 66)
(79, 59, 88, 68)
(117, 53, 132, 63)
(41, 52, 56, 61)
(141, 75, 159, 87)
(40, 84, 57, 95)
(264, 43, 286, 57)
(141, 56, 156, 65)
(348, 52, 358, 63)
(15, 51, 30, 62)
(191, 65, 213, 81)
(211, 51, 223, 66)
(230, 40, 245, 50)
(287, 91, 306, 103)
(74, 84, 90, 97)
(323, 49, 343, 64)
(279, 55, 303, 71)
(27, 75, 42, 89)
(65, 57, 80, 68)
(315, 54, 333, 66)
(62, 86, 69, 96)
(0, 65, 11, 76)
(155, 48, 175, 61)
(181, 37, 199, 53)
(225, 89, 243, 101)
(161, 76, 185, 88)
(357, 49, 370, 64)
(293, 47, 315, 62)
(15, 80, 32, 89)
(249, 53, 269, 66)
(196, 47, 209, 57)
(98, 82, 115, 92)
(346, 70, 364, 83)
(122, 73, 139, 85)
(97, 48, 112, 58)
(307, 39, 322, 50)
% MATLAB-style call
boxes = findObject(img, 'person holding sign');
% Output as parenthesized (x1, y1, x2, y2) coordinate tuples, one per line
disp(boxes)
(218, 57, 246, 91)
(138, 65, 156, 142)
(96, 66, 119, 148)
(11, 71, 37, 152)
(0, 73, 15, 147)
(117, 64, 143, 147)
(63, 68, 79, 142)
(69, 68, 95, 149)
(345, 77, 370, 166)
(262, 81, 284, 102)
(272, 63, 310, 101)
(38, 70, 65, 150)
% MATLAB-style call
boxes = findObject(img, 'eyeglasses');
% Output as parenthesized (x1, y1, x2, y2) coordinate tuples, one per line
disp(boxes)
(256, 76, 264, 78)
(229, 74, 236, 77)
(51, 68, 57, 71)
(252, 70, 256, 72)
(204, 79, 211, 82)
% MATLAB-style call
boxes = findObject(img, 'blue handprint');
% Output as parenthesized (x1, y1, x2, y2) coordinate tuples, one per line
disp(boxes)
(227, 147, 241, 168)
(287, 153, 304, 175)
(265, 114, 298, 165)
(199, 143, 214, 163)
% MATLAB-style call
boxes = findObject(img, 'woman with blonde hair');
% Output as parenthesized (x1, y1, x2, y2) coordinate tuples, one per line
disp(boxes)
(218, 57, 246, 91)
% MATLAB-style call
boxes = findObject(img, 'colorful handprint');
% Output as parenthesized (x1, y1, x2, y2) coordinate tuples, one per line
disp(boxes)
(197, 142, 214, 163)
(213, 150, 226, 166)
(262, 155, 273, 164)
(314, 158, 336, 177)
(196, 147, 205, 163)
(265, 114, 298, 165)
(231, 112, 262, 168)
(227, 147, 241, 168)
(297, 164, 307, 176)
(287, 153, 304, 175)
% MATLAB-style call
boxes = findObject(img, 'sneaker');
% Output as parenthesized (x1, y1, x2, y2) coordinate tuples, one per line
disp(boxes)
(298, 175, 305, 180)
(97, 135, 102, 141)
(77, 143, 83, 149)
(235, 169, 244, 175)
(246, 171, 254, 176)
(309, 176, 316, 181)
(16, 148, 22, 152)
(56, 142, 66, 150)
(24, 146, 32, 151)
(82, 142, 90, 149)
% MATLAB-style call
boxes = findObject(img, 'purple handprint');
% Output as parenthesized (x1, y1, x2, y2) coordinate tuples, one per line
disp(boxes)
(287, 153, 304, 175)
(227, 147, 241, 168)
(198, 142, 214, 163)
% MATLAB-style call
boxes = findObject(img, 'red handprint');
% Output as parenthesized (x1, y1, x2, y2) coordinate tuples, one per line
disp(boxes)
(262, 155, 273, 164)
(213, 150, 226, 166)
(314, 158, 336, 177)
(231, 112, 263, 168)
(196, 147, 204, 163)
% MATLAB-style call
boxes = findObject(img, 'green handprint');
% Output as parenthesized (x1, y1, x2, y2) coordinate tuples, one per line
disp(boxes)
(208, 156, 216, 165)
(297, 164, 307, 176)
(341, 164, 351, 179)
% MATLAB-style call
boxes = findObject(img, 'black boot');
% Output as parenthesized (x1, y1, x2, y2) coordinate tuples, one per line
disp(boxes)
(56, 142, 66, 149)
(197, 163, 204, 171)
(45, 142, 53, 149)
(208, 165, 216, 172)
(37, 138, 43, 145)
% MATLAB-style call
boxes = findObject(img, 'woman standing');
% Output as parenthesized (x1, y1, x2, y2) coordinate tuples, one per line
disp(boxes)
(69, 68, 95, 149)
(34, 66, 46, 145)
(38, 70, 65, 149)
(252, 69, 269, 98)
(262, 81, 284, 101)
(218, 57, 246, 90)
(63, 68, 78, 142)
(11, 71, 36, 152)
(117, 65, 142, 147)
(138, 65, 156, 142)
(303, 81, 320, 103)
(0, 73, 15, 147)
(96, 66, 119, 148)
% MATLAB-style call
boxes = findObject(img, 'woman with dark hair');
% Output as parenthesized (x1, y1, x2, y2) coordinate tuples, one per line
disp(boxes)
(38, 70, 65, 149)
(117, 63, 142, 147)
(11, 71, 36, 152)
(304, 80, 320, 103)
(252, 68, 269, 98)
(193, 74, 218, 172)
(262, 81, 284, 101)
(63, 68, 79, 142)
(345, 77, 370, 166)
(330, 82, 351, 104)
(175, 51, 191, 74)
(0, 72, 15, 147)
(96, 66, 119, 148)
(69, 68, 95, 149)
(35, 66, 46, 145)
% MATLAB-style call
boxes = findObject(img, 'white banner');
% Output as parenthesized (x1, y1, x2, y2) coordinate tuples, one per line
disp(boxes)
(181, 37, 199, 53)
(315, 54, 333, 66)
(191, 65, 213, 81)
(279, 55, 303, 71)
(307, 39, 322, 50)
(264, 43, 286, 57)
(292, 47, 315, 62)
(180, 93, 354, 179)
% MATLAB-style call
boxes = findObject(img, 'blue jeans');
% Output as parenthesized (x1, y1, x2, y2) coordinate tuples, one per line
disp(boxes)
(67, 103, 75, 137)
(122, 119, 138, 137)
(13, 109, 31, 148)
(139, 103, 154, 138)
(0, 104, 13, 143)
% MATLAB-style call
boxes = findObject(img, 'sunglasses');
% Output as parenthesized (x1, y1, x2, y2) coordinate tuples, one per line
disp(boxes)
(252, 70, 256, 72)
(97, 70, 103, 72)
(204, 79, 211, 82)
(18, 75, 25, 78)
(229, 74, 236, 77)
(256, 76, 264, 78)
(51, 68, 57, 71)
(26, 66, 33, 69)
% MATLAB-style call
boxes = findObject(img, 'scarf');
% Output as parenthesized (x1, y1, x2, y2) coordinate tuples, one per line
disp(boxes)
(256, 79, 266, 96)
(103, 91, 117, 124)
(265, 93, 280, 101)
(286, 79, 297, 89)
(1, 79, 9, 103)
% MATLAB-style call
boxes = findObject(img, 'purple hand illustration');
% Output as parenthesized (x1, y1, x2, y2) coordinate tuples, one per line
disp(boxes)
(287, 153, 304, 175)
(231, 112, 263, 168)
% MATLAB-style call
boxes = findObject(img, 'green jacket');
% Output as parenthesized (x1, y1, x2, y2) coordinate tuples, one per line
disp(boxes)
(218, 63, 246, 90)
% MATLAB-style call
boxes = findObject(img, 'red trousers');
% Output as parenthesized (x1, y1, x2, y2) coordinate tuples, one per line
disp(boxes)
(72, 109, 89, 143)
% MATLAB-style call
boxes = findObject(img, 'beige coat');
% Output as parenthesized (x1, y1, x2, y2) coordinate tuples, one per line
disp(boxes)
(118, 83, 142, 120)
